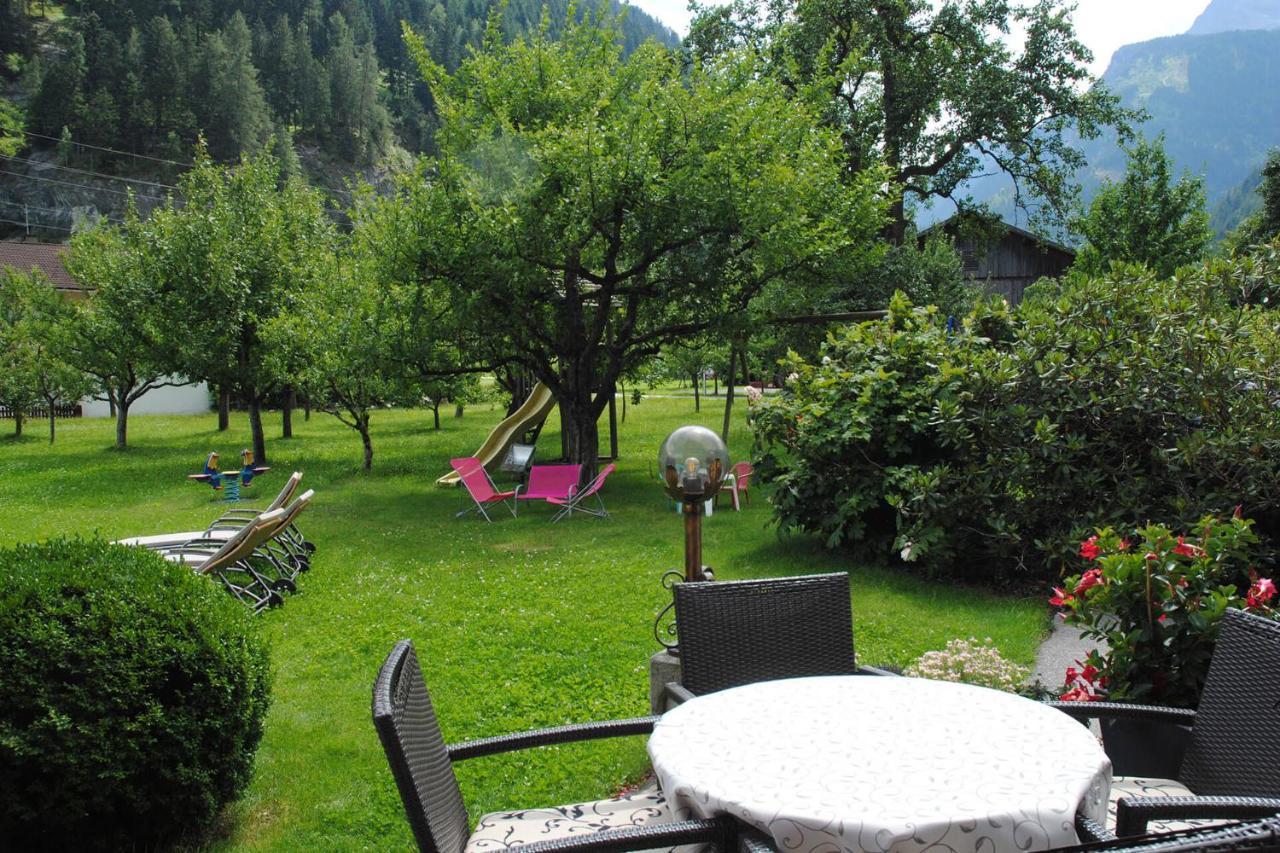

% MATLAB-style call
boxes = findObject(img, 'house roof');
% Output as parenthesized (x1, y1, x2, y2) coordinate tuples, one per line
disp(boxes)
(920, 214, 1076, 258)
(0, 241, 88, 293)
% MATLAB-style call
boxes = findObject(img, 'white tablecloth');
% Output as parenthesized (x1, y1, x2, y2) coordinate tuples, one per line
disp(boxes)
(647, 676, 1111, 853)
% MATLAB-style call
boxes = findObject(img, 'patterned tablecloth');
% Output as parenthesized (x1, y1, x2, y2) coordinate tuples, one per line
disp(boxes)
(647, 676, 1111, 853)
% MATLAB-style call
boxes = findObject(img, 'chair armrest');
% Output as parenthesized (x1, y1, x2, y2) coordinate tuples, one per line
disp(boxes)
(512, 816, 736, 853)
(448, 716, 658, 761)
(664, 682, 696, 706)
(1075, 813, 1115, 843)
(857, 665, 899, 677)
(1046, 701, 1197, 725)
(1115, 795, 1280, 837)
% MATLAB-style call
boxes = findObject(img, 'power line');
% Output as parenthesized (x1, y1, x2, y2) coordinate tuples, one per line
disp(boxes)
(1, 154, 179, 190)
(0, 168, 164, 199)
(19, 129, 195, 168)
(0, 215, 74, 233)
(0, 198, 127, 225)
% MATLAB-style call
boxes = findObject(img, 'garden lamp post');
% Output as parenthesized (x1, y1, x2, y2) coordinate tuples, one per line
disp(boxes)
(658, 425, 729, 582)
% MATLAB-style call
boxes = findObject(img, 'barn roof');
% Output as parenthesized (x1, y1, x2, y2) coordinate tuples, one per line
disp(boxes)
(0, 241, 88, 294)
(920, 215, 1076, 258)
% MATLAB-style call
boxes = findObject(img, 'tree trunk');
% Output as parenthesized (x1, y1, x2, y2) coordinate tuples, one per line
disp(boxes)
(432, 402, 440, 430)
(14, 410, 23, 438)
(359, 418, 373, 470)
(621, 381, 627, 424)
(218, 387, 230, 431)
(562, 400, 600, 480)
(282, 386, 295, 438)
(721, 348, 737, 444)
(740, 349, 752, 388)
(248, 397, 267, 464)
(713, 372, 719, 396)
(692, 372, 700, 412)
(115, 401, 129, 448)
(47, 403, 55, 444)
(608, 389, 618, 460)
(304, 395, 311, 421)
(108, 396, 116, 418)
(454, 402, 464, 418)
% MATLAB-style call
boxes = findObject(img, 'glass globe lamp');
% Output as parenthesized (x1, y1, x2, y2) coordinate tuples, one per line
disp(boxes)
(658, 425, 729, 501)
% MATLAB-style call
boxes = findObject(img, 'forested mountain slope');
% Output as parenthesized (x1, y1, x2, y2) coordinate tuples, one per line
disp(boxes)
(0, 0, 677, 237)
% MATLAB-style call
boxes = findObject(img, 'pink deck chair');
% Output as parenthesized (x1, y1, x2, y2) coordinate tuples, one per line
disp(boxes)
(451, 457, 517, 522)
(514, 464, 582, 516)
(716, 461, 754, 510)
(549, 463, 616, 522)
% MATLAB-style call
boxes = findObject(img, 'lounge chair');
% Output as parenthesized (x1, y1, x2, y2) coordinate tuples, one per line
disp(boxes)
(549, 463, 615, 522)
(1052, 608, 1280, 841)
(116, 472, 311, 552)
(514, 464, 581, 516)
(372, 639, 740, 853)
(204, 489, 315, 580)
(160, 508, 289, 612)
(451, 457, 517, 522)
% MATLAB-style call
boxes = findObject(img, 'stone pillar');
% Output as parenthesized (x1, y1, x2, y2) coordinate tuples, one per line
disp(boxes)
(648, 650, 682, 714)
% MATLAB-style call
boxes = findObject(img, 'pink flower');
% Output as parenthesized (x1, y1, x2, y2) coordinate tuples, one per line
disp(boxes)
(1074, 568, 1104, 596)
(1118, 538, 1131, 551)
(1060, 685, 1100, 702)
(1079, 536, 1101, 561)
(1157, 613, 1168, 624)
(1049, 587, 1074, 607)
(1144, 552, 1159, 562)
(1172, 536, 1201, 557)
(1247, 578, 1277, 610)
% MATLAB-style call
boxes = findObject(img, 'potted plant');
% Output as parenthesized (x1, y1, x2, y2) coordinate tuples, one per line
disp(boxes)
(1050, 513, 1277, 775)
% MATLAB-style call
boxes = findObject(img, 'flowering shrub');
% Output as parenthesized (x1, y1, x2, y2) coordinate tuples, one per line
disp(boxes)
(1052, 514, 1278, 707)
(903, 637, 1029, 692)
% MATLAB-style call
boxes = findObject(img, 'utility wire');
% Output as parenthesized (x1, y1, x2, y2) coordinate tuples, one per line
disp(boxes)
(0, 198, 127, 225)
(0, 215, 74, 233)
(1, 154, 179, 190)
(18, 129, 195, 168)
(0, 169, 163, 198)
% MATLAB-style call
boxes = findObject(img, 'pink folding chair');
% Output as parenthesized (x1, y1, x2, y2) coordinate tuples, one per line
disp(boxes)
(549, 463, 616, 522)
(514, 464, 582, 516)
(451, 457, 517, 522)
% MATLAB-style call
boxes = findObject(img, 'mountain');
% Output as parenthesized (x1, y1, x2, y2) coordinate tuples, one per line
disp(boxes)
(933, 23, 1280, 238)
(1209, 163, 1265, 237)
(1188, 0, 1280, 35)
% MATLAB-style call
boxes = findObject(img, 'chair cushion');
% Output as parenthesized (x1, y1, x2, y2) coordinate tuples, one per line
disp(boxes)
(466, 786, 679, 853)
(1109, 775, 1230, 834)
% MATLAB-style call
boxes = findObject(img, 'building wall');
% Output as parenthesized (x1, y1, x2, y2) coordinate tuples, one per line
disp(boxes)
(81, 381, 211, 418)
(961, 233, 1075, 305)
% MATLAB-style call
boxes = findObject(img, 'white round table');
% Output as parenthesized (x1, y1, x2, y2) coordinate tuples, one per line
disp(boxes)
(647, 676, 1111, 853)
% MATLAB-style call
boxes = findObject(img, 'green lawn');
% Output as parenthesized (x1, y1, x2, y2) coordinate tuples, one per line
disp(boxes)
(0, 396, 1047, 851)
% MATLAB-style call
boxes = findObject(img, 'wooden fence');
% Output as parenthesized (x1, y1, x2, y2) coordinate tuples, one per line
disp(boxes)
(0, 404, 83, 420)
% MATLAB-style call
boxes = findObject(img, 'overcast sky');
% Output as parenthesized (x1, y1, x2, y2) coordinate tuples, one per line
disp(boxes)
(627, 0, 1213, 77)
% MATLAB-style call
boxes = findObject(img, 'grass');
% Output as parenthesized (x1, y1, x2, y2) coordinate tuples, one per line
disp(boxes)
(0, 396, 1048, 850)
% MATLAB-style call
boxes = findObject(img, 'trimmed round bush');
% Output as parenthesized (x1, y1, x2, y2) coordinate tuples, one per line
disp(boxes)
(0, 539, 271, 851)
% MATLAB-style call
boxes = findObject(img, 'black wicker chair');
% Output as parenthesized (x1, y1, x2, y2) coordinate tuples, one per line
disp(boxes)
(373, 639, 739, 853)
(1048, 817, 1280, 851)
(1051, 608, 1280, 839)
(665, 572, 889, 705)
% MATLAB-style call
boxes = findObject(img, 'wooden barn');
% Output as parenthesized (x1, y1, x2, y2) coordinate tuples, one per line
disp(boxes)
(922, 216, 1076, 305)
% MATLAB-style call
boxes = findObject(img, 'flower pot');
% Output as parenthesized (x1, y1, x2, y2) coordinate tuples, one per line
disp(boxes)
(1100, 717, 1193, 778)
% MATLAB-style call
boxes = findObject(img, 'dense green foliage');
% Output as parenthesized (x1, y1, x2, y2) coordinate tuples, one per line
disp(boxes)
(689, 0, 1133, 239)
(397, 15, 887, 470)
(0, 538, 270, 851)
(754, 259, 1280, 581)
(1227, 149, 1280, 253)
(1072, 135, 1211, 278)
(4, 0, 675, 166)
(0, 399, 1045, 850)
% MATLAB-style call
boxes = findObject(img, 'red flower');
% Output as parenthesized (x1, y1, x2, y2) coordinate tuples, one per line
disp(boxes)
(1060, 685, 1100, 702)
(1172, 536, 1201, 557)
(1118, 538, 1131, 551)
(1049, 587, 1075, 607)
(1144, 552, 1159, 562)
(1079, 536, 1101, 561)
(1234, 504, 1244, 519)
(1247, 577, 1277, 610)
(1074, 568, 1104, 596)
(1157, 613, 1168, 624)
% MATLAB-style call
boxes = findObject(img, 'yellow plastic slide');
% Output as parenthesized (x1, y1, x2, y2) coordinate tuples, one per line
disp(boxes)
(436, 382, 557, 486)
